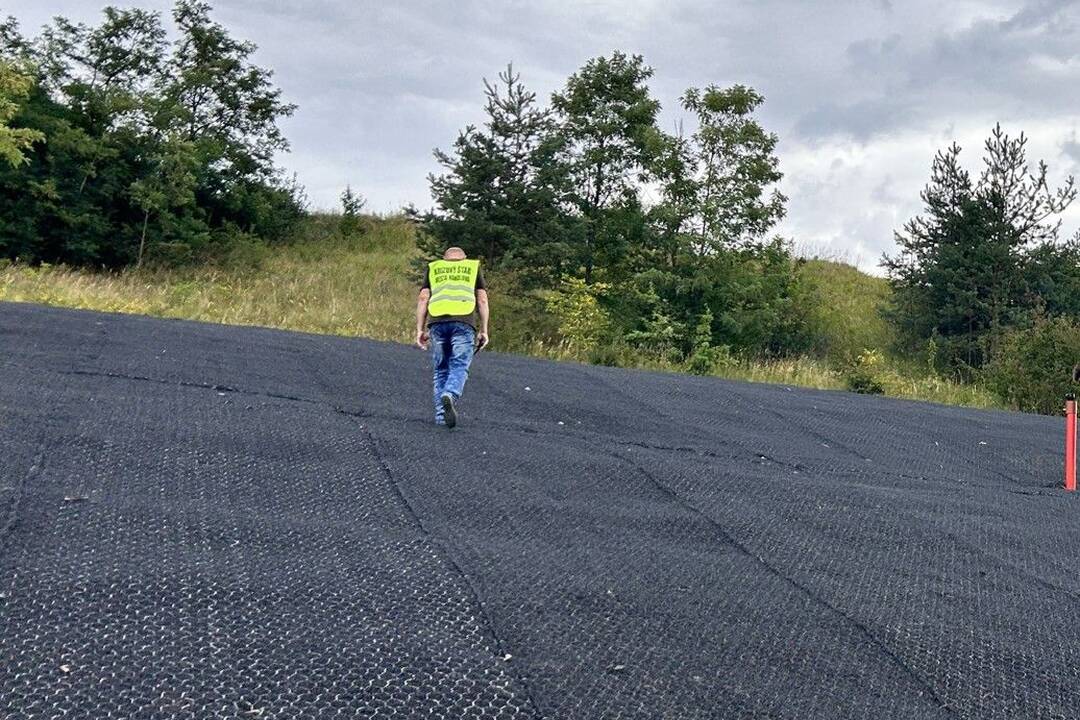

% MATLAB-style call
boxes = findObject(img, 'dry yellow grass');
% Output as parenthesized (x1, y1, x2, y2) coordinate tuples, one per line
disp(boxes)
(0, 216, 419, 344)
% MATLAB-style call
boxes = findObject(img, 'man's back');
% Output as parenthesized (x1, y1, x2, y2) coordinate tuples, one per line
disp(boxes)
(415, 248, 490, 427)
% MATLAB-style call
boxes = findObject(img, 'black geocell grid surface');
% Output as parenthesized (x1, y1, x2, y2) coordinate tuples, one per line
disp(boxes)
(0, 302, 1077, 719)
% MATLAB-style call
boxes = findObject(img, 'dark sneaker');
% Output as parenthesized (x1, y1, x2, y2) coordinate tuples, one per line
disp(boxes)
(440, 394, 457, 428)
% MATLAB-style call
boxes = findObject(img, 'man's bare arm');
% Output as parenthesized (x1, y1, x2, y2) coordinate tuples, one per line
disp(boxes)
(476, 289, 490, 348)
(415, 289, 431, 349)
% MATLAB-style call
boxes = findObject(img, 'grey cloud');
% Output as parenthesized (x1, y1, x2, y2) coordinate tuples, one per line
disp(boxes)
(1063, 134, 1080, 172)
(6, 0, 1078, 268)
(1002, 0, 1077, 30)
(793, 96, 911, 143)
(871, 177, 904, 205)
(788, 0, 1080, 144)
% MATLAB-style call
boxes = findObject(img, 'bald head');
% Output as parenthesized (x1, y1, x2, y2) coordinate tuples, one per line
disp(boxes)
(443, 247, 467, 260)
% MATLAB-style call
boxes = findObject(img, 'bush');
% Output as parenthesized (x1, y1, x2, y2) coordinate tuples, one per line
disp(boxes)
(687, 344, 734, 375)
(478, 269, 562, 355)
(587, 344, 628, 367)
(620, 282, 686, 362)
(621, 240, 804, 359)
(844, 348, 886, 395)
(545, 277, 613, 351)
(625, 307, 684, 363)
(685, 308, 734, 375)
(212, 228, 271, 270)
(985, 317, 1080, 414)
(0, 8, 306, 270)
(340, 186, 367, 237)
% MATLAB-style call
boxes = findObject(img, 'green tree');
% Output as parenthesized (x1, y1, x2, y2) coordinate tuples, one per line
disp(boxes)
(1025, 233, 1080, 318)
(883, 126, 1077, 373)
(0, 4, 303, 267)
(686, 306, 735, 375)
(36, 7, 165, 109)
(645, 126, 697, 270)
(164, 1, 293, 175)
(624, 83, 797, 357)
(551, 52, 663, 284)
(415, 58, 800, 359)
(339, 185, 365, 235)
(625, 238, 802, 356)
(163, 0, 302, 240)
(623, 281, 685, 362)
(413, 64, 575, 283)
(36, 7, 166, 197)
(129, 136, 199, 266)
(544, 276, 612, 350)
(0, 11, 161, 265)
(681, 84, 786, 251)
(0, 60, 44, 167)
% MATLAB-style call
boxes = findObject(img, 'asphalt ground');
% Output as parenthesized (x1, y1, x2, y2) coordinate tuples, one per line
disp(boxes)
(1, 301, 1077, 719)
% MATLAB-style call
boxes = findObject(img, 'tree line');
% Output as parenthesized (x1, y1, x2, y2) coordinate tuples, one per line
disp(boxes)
(411, 55, 800, 366)
(0, 2, 304, 268)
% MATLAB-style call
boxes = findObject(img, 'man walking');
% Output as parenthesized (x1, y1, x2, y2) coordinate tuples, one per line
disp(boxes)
(415, 247, 489, 428)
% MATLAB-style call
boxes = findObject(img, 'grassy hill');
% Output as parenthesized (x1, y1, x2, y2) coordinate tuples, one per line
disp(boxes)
(0, 214, 1001, 409)
(0, 216, 418, 343)
(794, 258, 892, 362)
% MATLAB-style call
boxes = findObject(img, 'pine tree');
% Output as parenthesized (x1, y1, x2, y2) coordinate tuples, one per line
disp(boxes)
(413, 65, 574, 283)
(884, 126, 1077, 372)
(339, 185, 365, 236)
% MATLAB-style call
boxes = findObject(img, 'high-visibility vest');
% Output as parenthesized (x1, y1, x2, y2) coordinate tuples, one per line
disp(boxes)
(427, 259, 480, 317)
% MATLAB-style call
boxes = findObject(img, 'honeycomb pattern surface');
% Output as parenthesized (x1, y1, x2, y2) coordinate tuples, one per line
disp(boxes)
(1, 302, 1077, 719)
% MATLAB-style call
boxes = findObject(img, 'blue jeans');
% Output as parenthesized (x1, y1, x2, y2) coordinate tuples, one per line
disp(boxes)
(429, 321, 475, 423)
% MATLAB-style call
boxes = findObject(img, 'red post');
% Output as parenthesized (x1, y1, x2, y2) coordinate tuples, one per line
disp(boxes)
(1066, 395, 1077, 492)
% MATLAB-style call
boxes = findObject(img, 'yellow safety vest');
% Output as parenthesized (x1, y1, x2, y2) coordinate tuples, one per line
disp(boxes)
(427, 259, 480, 317)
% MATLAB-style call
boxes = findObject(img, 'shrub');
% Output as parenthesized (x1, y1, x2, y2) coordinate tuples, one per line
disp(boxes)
(625, 307, 684, 363)
(587, 344, 627, 367)
(545, 277, 613, 351)
(985, 317, 1080, 415)
(685, 308, 734, 375)
(491, 286, 561, 354)
(687, 344, 734, 375)
(340, 186, 367, 237)
(844, 348, 886, 395)
(213, 228, 271, 270)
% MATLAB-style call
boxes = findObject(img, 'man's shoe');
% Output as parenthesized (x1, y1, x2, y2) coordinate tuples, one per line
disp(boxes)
(440, 394, 457, 428)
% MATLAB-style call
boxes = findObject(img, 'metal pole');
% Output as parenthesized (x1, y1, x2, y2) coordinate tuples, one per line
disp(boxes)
(1066, 394, 1076, 492)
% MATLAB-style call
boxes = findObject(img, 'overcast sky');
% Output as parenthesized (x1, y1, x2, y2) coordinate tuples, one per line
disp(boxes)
(6, 0, 1080, 272)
